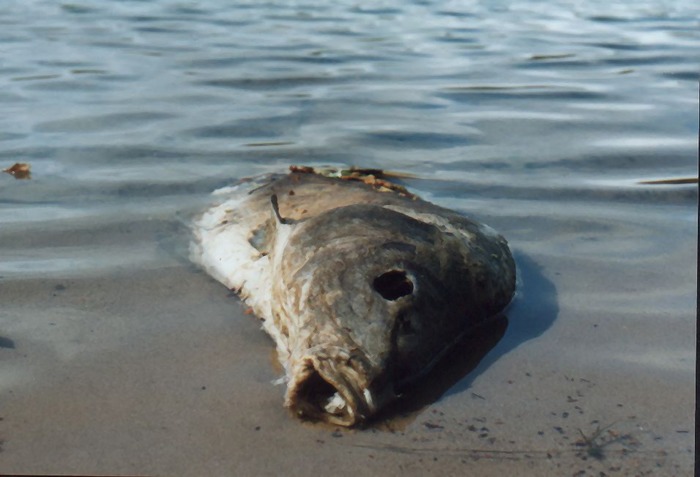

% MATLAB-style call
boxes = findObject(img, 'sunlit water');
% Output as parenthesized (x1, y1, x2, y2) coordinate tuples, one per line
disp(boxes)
(0, 1, 697, 474)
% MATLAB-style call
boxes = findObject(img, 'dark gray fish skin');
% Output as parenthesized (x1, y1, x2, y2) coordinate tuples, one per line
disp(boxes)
(191, 171, 516, 427)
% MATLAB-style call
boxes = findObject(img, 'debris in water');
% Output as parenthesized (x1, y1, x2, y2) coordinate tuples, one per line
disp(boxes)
(2, 163, 31, 180)
(638, 177, 698, 185)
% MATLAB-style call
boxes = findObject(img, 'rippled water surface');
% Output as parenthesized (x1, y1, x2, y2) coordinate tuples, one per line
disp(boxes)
(1, 1, 697, 475)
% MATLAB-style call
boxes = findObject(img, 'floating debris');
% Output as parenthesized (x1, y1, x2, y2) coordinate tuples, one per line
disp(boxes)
(638, 177, 698, 185)
(2, 163, 31, 180)
(529, 53, 576, 61)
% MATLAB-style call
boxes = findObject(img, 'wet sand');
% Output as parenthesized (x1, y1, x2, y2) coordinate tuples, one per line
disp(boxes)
(0, 198, 694, 476)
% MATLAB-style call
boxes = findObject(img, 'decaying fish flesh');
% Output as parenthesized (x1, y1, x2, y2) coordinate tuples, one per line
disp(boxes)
(190, 167, 516, 426)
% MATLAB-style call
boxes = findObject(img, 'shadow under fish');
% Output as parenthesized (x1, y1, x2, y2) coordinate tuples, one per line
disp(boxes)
(371, 313, 509, 426)
(190, 167, 516, 427)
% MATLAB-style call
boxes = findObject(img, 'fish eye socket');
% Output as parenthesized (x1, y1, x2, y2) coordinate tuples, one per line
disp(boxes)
(373, 270, 414, 301)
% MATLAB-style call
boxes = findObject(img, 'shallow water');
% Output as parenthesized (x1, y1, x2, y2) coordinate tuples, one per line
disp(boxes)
(0, 1, 697, 475)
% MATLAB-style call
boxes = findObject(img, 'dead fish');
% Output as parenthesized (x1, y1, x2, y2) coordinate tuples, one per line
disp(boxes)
(190, 167, 516, 426)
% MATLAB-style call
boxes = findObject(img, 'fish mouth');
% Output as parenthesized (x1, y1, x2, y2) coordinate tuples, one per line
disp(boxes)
(285, 353, 392, 427)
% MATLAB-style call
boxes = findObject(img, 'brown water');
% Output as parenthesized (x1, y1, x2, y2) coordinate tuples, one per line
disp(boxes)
(0, 1, 697, 475)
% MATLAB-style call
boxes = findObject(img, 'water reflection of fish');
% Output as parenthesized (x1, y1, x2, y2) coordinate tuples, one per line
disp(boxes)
(190, 167, 516, 427)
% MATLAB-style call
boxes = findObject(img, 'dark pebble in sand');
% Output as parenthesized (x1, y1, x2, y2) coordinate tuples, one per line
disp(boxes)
(0, 337, 15, 349)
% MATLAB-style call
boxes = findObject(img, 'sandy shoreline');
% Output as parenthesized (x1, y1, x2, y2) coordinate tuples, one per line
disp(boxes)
(0, 213, 694, 475)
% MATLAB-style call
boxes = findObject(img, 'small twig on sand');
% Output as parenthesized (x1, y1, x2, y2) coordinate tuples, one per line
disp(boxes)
(575, 421, 634, 460)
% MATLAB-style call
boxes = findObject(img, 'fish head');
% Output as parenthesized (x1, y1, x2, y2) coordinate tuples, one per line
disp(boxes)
(274, 204, 513, 426)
